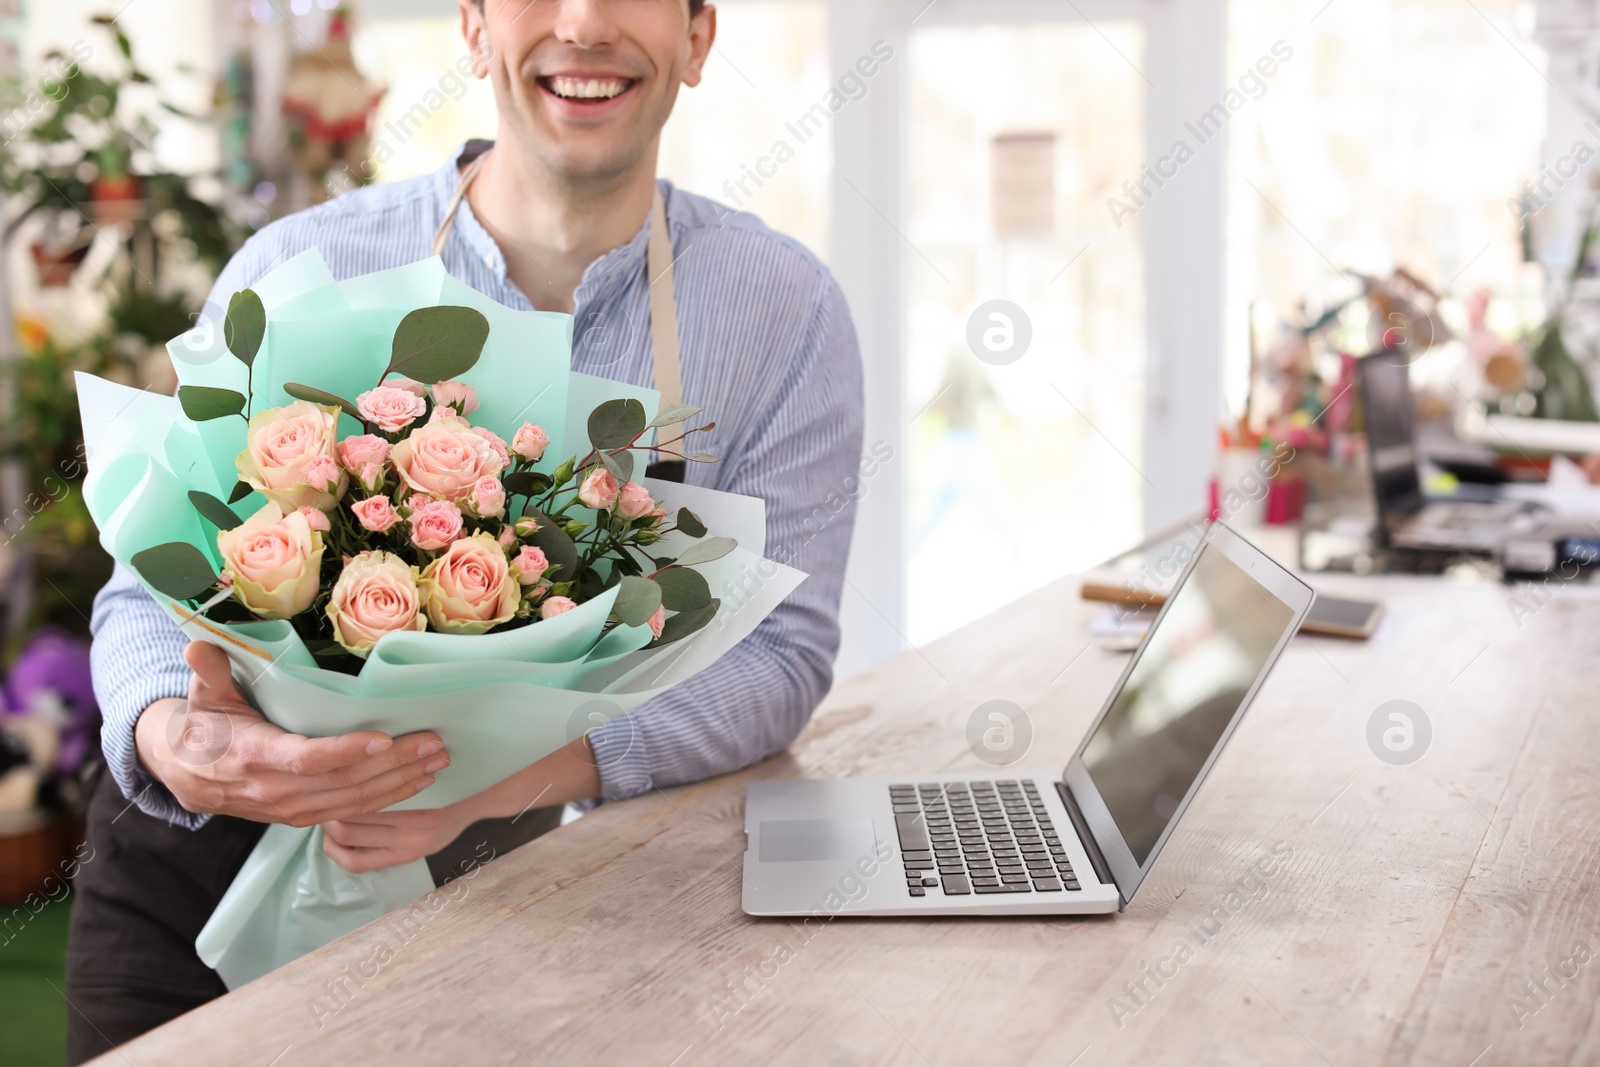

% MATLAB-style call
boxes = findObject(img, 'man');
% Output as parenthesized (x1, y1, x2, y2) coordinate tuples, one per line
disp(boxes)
(64, 1, 863, 1059)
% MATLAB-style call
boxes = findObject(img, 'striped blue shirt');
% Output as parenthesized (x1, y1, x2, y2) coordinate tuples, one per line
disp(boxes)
(91, 140, 865, 827)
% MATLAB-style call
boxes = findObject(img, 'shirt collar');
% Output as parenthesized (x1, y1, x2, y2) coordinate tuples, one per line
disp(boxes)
(435, 141, 660, 309)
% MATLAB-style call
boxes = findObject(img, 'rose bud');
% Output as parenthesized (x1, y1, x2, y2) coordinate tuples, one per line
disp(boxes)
(614, 481, 658, 522)
(432, 379, 480, 415)
(577, 467, 620, 511)
(512, 545, 549, 586)
(217, 502, 325, 619)
(337, 434, 389, 472)
(646, 603, 666, 639)
(303, 454, 344, 496)
(539, 596, 578, 620)
(358, 462, 386, 495)
(419, 532, 520, 635)
(351, 496, 401, 534)
(326, 551, 426, 658)
(409, 498, 465, 552)
(511, 422, 549, 462)
(514, 516, 540, 538)
(297, 506, 331, 532)
(498, 527, 517, 549)
(356, 385, 428, 433)
(470, 476, 506, 519)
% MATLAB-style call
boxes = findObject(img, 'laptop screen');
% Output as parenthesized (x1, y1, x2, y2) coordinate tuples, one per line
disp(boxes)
(1077, 540, 1296, 866)
(1358, 354, 1424, 520)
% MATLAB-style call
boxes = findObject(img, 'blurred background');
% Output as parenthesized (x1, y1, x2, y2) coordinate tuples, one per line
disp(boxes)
(0, 0, 1589, 1060)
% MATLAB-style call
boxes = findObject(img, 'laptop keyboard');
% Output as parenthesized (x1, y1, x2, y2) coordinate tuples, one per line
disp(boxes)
(890, 779, 1082, 897)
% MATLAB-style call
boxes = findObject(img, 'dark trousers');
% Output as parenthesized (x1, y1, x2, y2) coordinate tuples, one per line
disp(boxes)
(63, 765, 561, 1064)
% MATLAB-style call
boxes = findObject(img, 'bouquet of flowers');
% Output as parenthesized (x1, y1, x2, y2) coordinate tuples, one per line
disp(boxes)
(77, 250, 804, 986)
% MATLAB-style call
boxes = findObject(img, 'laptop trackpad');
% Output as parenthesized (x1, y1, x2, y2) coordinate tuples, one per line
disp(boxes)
(759, 817, 876, 862)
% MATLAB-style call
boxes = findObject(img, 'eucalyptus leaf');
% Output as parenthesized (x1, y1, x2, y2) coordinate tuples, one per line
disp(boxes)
(227, 480, 254, 505)
(654, 566, 711, 612)
(613, 575, 662, 627)
(188, 490, 242, 531)
(386, 305, 490, 383)
(675, 507, 707, 538)
(502, 471, 553, 497)
(648, 599, 721, 648)
(597, 448, 635, 484)
(178, 386, 246, 422)
(524, 507, 579, 584)
(647, 402, 702, 429)
(682, 453, 720, 463)
(588, 399, 647, 451)
(675, 536, 737, 567)
(284, 382, 362, 422)
(131, 543, 218, 601)
(224, 289, 266, 367)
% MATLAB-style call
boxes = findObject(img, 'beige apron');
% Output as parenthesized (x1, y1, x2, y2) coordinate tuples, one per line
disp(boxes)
(430, 151, 686, 460)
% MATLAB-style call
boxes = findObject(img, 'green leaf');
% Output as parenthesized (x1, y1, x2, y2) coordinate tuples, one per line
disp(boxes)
(224, 289, 265, 367)
(597, 448, 635, 484)
(654, 566, 711, 612)
(284, 382, 363, 422)
(524, 507, 579, 584)
(188, 490, 242, 531)
(131, 543, 218, 601)
(675, 536, 737, 567)
(682, 453, 720, 463)
(178, 386, 247, 422)
(648, 402, 702, 429)
(649, 599, 721, 648)
(227, 480, 254, 505)
(588, 399, 647, 451)
(204, 598, 256, 624)
(613, 575, 662, 627)
(386, 305, 490, 383)
(502, 471, 553, 497)
(676, 507, 707, 538)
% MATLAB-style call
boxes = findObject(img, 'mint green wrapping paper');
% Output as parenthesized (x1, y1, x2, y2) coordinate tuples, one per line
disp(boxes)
(76, 252, 805, 988)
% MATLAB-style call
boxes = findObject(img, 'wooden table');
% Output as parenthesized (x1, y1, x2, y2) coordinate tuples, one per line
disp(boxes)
(93, 565, 1600, 1066)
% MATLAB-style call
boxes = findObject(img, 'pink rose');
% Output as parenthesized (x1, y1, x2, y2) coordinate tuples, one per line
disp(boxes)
(539, 596, 577, 620)
(297, 506, 331, 532)
(497, 527, 517, 549)
(337, 434, 390, 473)
(432, 379, 479, 415)
(358, 462, 385, 494)
(512, 545, 549, 585)
(472, 426, 511, 468)
(614, 481, 658, 522)
(511, 423, 549, 462)
(390, 415, 506, 502)
(513, 516, 540, 537)
(234, 400, 344, 512)
(646, 603, 666, 639)
(470, 476, 506, 519)
(406, 494, 431, 513)
(419, 532, 520, 635)
(326, 551, 426, 658)
(303, 454, 343, 496)
(409, 498, 465, 551)
(217, 502, 324, 619)
(386, 377, 428, 398)
(356, 385, 428, 433)
(578, 467, 620, 511)
(351, 496, 401, 534)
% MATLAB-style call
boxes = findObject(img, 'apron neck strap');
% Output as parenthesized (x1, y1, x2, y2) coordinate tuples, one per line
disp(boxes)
(430, 154, 686, 467)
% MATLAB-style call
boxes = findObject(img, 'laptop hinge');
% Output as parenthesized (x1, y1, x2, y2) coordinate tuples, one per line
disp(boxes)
(1055, 778, 1124, 910)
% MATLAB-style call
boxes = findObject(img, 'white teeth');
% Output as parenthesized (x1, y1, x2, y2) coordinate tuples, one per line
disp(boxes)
(547, 76, 628, 100)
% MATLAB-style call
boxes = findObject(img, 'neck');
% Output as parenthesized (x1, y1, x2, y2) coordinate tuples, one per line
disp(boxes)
(466, 138, 659, 313)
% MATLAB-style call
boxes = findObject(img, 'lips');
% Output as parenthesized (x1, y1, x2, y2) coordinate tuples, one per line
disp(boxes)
(538, 75, 637, 102)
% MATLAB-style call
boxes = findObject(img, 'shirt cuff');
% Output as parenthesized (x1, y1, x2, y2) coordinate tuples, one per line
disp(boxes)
(103, 673, 213, 831)
(587, 711, 654, 802)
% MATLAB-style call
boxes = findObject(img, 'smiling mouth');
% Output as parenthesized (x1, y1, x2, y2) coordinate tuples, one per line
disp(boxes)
(538, 76, 637, 103)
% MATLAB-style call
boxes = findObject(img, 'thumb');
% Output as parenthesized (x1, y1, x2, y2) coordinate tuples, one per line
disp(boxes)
(184, 641, 256, 713)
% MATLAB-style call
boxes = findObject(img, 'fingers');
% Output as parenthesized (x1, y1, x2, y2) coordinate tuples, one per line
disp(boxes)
(184, 642, 257, 713)
(297, 764, 440, 824)
(322, 834, 416, 874)
(282, 729, 444, 784)
(324, 813, 431, 849)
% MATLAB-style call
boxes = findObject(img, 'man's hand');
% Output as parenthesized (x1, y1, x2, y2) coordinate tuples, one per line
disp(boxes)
(133, 642, 448, 826)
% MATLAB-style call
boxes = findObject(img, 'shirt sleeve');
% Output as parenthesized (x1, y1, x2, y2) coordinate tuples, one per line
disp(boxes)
(88, 236, 280, 827)
(586, 272, 866, 799)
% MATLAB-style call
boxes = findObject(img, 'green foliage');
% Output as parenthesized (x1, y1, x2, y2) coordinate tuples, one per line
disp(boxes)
(131, 542, 217, 601)
(387, 306, 490, 383)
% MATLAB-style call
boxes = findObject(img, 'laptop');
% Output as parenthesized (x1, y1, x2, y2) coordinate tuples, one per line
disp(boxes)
(741, 523, 1314, 917)
(1356, 352, 1544, 552)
